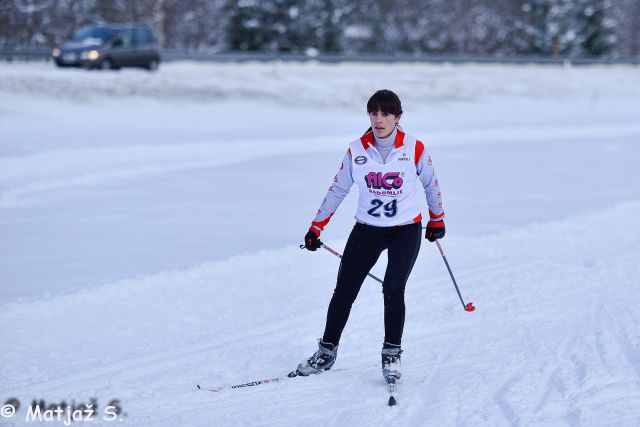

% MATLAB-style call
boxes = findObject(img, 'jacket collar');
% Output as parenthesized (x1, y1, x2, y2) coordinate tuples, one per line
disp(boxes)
(360, 128, 405, 150)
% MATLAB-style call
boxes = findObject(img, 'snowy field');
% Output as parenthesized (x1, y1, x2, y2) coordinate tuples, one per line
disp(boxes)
(1, 61, 639, 426)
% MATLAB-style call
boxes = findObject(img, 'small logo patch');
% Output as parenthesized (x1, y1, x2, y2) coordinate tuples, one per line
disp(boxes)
(354, 155, 368, 165)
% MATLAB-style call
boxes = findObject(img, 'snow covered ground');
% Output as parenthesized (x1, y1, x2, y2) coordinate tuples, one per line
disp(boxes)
(1, 61, 639, 426)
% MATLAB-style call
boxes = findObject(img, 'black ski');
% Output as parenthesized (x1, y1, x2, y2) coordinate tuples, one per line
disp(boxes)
(197, 367, 349, 393)
(196, 376, 286, 393)
(288, 367, 348, 378)
(387, 377, 398, 406)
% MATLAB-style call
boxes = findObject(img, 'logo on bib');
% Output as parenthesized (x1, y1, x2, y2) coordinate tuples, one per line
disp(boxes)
(398, 153, 411, 161)
(354, 156, 367, 165)
(365, 172, 404, 190)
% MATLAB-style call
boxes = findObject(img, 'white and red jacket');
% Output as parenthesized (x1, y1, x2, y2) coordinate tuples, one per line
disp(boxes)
(311, 128, 444, 233)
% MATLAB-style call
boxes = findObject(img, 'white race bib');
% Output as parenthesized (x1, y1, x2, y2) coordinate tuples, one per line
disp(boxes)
(350, 130, 422, 226)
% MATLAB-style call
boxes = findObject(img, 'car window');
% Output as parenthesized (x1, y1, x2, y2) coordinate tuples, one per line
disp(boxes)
(71, 26, 118, 45)
(147, 29, 158, 44)
(120, 29, 134, 48)
(134, 28, 149, 45)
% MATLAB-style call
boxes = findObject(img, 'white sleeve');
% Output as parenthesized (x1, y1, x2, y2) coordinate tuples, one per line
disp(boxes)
(310, 150, 354, 232)
(416, 142, 445, 221)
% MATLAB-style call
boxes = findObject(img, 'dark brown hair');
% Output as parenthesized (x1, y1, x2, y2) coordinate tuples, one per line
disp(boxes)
(366, 90, 403, 117)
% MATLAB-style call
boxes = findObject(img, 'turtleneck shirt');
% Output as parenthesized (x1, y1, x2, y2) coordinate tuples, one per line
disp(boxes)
(373, 127, 397, 164)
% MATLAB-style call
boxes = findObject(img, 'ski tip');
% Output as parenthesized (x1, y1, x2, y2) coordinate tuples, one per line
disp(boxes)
(388, 396, 397, 406)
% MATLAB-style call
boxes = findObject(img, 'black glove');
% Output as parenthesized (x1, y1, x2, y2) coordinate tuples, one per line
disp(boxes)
(304, 229, 322, 251)
(425, 220, 445, 242)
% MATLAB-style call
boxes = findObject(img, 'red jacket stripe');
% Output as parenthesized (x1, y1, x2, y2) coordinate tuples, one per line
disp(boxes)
(415, 140, 425, 166)
(394, 129, 405, 148)
(360, 132, 374, 149)
(311, 212, 334, 230)
(429, 210, 445, 220)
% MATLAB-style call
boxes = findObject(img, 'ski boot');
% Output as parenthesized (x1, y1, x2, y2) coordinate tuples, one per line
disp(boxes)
(290, 340, 338, 377)
(381, 345, 402, 382)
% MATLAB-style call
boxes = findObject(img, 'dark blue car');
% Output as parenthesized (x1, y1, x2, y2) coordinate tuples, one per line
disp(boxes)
(52, 24, 161, 70)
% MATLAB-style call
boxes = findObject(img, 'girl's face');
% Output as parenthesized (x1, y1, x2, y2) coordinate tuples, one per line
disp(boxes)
(369, 110, 400, 139)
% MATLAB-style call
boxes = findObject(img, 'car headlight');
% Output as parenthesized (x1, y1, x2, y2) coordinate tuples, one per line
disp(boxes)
(52, 48, 60, 57)
(81, 50, 100, 60)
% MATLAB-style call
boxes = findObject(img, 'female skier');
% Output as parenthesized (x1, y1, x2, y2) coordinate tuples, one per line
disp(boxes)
(293, 89, 446, 382)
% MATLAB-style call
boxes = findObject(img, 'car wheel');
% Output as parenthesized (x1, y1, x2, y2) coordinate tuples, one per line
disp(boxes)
(100, 58, 114, 70)
(146, 59, 159, 71)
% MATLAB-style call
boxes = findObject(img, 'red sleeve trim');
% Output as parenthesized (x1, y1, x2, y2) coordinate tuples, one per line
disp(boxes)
(415, 140, 425, 166)
(311, 212, 334, 230)
(427, 220, 445, 228)
(429, 210, 445, 220)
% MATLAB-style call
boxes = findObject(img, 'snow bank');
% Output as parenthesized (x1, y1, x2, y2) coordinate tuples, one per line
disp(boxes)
(1, 61, 638, 108)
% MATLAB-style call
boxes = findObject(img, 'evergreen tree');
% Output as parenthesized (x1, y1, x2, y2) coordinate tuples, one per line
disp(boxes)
(301, 0, 346, 53)
(226, 0, 350, 53)
(522, 0, 578, 55)
(575, 0, 616, 56)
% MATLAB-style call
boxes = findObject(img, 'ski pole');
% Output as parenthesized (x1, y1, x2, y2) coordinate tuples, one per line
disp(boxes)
(435, 240, 475, 312)
(300, 242, 384, 285)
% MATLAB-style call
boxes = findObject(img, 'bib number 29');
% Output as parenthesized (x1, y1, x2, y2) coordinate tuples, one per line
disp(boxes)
(367, 199, 397, 218)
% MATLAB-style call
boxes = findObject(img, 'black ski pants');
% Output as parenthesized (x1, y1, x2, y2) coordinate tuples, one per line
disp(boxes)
(322, 221, 422, 347)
